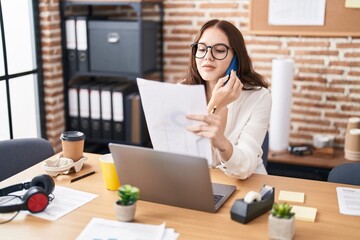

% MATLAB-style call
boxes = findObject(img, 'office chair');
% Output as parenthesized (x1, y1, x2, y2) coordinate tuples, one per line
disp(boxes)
(261, 131, 269, 169)
(0, 138, 55, 181)
(327, 163, 360, 186)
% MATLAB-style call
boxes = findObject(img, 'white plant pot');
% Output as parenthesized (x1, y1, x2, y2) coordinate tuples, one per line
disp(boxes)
(268, 214, 295, 240)
(114, 202, 137, 222)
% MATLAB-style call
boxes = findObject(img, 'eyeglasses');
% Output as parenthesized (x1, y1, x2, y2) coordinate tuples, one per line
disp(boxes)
(191, 43, 231, 60)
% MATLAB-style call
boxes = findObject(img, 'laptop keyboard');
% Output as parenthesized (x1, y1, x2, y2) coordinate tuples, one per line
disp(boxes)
(213, 194, 224, 204)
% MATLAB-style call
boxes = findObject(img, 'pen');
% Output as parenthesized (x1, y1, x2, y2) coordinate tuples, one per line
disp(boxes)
(70, 170, 96, 183)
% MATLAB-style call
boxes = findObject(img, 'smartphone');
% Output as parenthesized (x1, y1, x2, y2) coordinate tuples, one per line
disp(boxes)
(223, 56, 239, 86)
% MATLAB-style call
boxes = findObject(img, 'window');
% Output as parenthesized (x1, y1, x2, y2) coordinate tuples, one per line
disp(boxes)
(0, 0, 44, 140)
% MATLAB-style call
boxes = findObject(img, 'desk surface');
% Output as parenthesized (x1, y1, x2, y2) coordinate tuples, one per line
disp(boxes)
(268, 148, 350, 169)
(1, 153, 359, 240)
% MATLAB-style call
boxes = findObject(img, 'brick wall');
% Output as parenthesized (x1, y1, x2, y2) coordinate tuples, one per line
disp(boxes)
(39, 0, 360, 151)
(162, 0, 360, 147)
(39, 0, 64, 152)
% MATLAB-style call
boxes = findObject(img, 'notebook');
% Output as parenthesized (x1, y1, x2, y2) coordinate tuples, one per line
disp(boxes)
(109, 143, 236, 213)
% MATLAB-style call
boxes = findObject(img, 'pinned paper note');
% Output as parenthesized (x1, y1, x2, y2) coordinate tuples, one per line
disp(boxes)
(279, 190, 305, 203)
(291, 205, 317, 222)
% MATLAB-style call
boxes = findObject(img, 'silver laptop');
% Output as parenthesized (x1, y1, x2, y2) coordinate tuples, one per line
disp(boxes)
(109, 143, 236, 213)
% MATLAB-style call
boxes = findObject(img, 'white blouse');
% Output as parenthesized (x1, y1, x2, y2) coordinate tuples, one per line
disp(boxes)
(211, 87, 272, 179)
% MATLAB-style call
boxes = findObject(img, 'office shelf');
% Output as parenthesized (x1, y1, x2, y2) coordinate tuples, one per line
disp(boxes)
(60, 0, 163, 152)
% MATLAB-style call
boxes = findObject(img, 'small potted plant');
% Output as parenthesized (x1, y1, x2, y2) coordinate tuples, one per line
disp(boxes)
(114, 184, 140, 222)
(268, 203, 295, 240)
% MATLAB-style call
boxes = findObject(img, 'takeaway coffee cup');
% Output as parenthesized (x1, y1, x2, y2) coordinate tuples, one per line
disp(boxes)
(60, 131, 85, 162)
(345, 118, 360, 151)
(346, 117, 360, 133)
(345, 129, 360, 152)
(99, 153, 120, 191)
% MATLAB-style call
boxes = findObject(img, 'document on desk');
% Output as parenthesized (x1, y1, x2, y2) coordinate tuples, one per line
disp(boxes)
(0, 185, 97, 221)
(137, 78, 212, 164)
(77, 217, 180, 240)
(30, 186, 98, 221)
(336, 187, 360, 216)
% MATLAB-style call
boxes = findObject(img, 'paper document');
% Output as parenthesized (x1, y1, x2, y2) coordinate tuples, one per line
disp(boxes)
(137, 78, 212, 164)
(0, 185, 98, 221)
(31, 186, 98, 221)
(336, 187, 360, 216)
(76, 217, 180, 240)
(268, 0, 326, 26)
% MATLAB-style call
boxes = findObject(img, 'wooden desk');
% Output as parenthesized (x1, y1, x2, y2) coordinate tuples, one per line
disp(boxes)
(267, 149, 352, 181)
(268, 149, 348, 169)
(1, 153, 359, 240)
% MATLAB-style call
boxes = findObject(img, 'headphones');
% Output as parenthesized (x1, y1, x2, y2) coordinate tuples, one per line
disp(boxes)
(0, 174, 55, 213)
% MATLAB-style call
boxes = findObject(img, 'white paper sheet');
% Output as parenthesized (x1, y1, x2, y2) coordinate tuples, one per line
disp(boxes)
(137, 78, 212, 164)
(268, 0, 326, 26)
(0, 185, 98, 221)
(336, 187, 360, 216)
(30, 186, 98, 221)
(77, 217, 179, 240)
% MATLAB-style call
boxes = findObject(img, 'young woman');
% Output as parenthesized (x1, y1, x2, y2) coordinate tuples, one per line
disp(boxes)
(183, 19, 271, 179)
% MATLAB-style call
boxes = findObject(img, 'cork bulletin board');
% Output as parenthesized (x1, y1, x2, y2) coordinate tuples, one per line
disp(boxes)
(249, 0, 360, 36)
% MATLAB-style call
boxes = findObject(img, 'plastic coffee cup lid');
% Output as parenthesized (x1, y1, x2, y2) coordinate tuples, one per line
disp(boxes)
(60, 131, 86, 141)
(350, 129, 360, 135)
(349, 117, 360, 123)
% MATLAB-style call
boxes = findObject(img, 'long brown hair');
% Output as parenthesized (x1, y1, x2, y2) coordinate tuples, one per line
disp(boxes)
(183, 19, 268, 89)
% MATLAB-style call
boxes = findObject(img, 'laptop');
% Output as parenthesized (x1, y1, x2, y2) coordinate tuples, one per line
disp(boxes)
(109, 143, 236, 213)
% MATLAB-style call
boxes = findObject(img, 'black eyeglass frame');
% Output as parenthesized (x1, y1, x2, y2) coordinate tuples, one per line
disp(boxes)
(191, 42, 232, 60)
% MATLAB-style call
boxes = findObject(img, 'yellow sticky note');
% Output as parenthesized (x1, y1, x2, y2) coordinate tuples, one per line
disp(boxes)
(345, 0, 360, 8)
(291, 205, 317, 222)
(278, 190, 305, 203)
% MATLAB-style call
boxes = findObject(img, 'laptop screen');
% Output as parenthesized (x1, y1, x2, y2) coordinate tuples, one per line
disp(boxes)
(109, 143, 236, 213)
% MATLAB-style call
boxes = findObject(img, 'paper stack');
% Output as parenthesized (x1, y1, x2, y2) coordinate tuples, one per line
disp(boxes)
(76, 217, 179, 240)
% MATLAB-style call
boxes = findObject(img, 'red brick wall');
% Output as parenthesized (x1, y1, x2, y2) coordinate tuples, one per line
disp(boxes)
(39, 0, 64, 152)
(40, 0, 360, 151)
(162, 0, 360, 147)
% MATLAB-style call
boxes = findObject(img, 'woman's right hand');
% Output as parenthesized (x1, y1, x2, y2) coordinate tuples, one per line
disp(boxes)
(207, 70, 243, 113)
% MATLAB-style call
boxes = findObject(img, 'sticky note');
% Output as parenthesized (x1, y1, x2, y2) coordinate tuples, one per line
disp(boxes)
(291, 205, 317, 222)
(278, 190, 305, 203)
(345, 0, 360, 9)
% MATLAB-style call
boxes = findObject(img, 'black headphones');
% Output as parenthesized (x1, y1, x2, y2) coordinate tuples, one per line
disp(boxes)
(0, 174, 55, 213)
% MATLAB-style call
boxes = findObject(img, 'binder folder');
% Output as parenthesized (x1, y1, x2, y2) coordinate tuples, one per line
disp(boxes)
(68, 84, 79, 130)
(125, 93, 150, 145)
(112, 83, 134, 141)
(79, 83, 91, 137)
(76, 17, 88, 72)
(100, 83, 114, 140)
(65, 18, 77, 78)
(125, 93, 135, 143)
(89, 82, 102, 139)
(134, 94, 150, 145)
(132, 94, 142, 144)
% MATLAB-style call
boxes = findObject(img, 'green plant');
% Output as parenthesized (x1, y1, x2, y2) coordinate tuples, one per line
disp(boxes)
(271, 203, 295, 219)
(116, 184, 140, 206)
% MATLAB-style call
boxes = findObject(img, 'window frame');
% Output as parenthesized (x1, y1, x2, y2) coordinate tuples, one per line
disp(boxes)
(0, 0, 46, 139)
